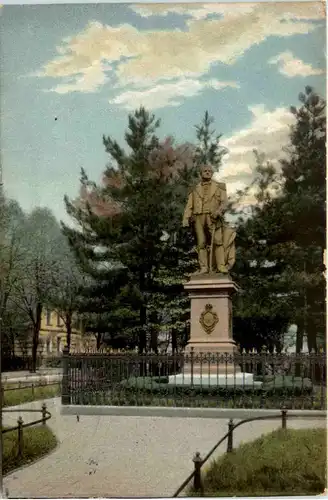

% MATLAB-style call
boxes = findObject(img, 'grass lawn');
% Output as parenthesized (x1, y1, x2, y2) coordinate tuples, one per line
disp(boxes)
(3, 425, 57, 475)
(3, 383, 61, 407)
(189, 428, 327, 497)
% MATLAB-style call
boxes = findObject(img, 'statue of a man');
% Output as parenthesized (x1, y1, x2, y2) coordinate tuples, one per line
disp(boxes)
(182, 164, 236, 275)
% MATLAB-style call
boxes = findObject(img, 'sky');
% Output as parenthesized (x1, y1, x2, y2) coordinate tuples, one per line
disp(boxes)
(1, 2, 326, 224)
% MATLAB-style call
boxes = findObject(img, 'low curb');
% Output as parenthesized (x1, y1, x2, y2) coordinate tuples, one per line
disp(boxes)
(60, 405, 327, 419)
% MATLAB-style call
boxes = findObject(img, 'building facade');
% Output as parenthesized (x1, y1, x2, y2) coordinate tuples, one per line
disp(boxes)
(14, 309, 96, 357)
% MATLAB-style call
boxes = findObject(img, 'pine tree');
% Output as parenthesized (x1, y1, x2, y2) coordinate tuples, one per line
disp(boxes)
(63, 108, 195, 352)
(274, 86, 326, 352)
(231, 152, 293, 351)
(194, 110, 228, 169)
(232, 87, 326, 353)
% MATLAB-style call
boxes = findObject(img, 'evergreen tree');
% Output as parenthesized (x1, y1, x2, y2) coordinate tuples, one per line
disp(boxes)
(144, 138, 198, 351)
(272, 86, 326, 352)
(232, 153, 293, 351)
(63, 108, 195, 352)
(232, 87, 326, 353)
(194, 110, 228, 169)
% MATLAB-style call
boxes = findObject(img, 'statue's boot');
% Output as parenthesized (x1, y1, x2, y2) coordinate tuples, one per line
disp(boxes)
(215, 246, 228, 274)
(192, 248, 208, 275)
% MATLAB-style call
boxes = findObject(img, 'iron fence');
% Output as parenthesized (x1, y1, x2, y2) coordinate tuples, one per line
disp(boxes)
(61, 348, 326, 410)
(2, 380, 62, 407)
(2, 404, 51, 460)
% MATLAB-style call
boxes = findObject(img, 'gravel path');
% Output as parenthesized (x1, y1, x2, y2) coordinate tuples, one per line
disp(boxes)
(3, 398, 326, 498)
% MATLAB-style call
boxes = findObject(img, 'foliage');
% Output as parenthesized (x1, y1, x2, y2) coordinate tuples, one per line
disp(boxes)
(232, 87, 326, 352)
(9, 208, 63, 370)
(3, 425, 57, 475)
(276, 86, 326, 352)
(231, 152, 293, 351)
(0, 199, 29, 356)
(61, 88, 325, 354)
(192, 428, 326, 496)
(0, 200, 86, 366)
(194, 110, 228, 169)
(46, 234, 89, 351)
(63, 108, 198, 351)
(68, 369, 324, 409)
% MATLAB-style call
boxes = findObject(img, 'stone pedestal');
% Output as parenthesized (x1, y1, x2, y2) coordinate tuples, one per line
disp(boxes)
(168, 274, 258, 387)
(183, 274, 239, 373)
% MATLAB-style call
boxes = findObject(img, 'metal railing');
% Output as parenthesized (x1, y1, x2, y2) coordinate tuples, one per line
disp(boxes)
(2, 380, 62, 407)
(61, 348, 326, 410)
(173, 408, 327, 497)
(2, 404, 51, 458)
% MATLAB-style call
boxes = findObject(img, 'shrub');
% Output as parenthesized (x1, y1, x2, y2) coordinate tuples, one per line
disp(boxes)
(67, 376, 322, 410)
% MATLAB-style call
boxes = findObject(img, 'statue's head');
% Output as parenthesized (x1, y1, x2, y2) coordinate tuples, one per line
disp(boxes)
(200, 164, 214, 181)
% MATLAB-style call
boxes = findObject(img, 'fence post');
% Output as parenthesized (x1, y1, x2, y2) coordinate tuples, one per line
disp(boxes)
(281, 407, 287, 429)
(190, 347, 194, 386)
(17, 416, 23, 458)
(227, 419, 234, 453)
(31, 383, 35, 397)
(42, 403, 47, 425)
(193, 451, 203, 493)
(61, 345, 70, 405)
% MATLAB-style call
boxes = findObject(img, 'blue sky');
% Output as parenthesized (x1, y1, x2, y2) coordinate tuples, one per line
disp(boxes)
(1, 2, 326, 223)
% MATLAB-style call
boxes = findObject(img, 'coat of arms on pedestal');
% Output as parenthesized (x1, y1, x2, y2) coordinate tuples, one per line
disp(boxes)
(199, 303, 219, 334)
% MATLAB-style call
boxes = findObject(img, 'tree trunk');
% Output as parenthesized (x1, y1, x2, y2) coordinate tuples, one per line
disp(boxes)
(31, 302, 42, 372)
(96, 332, 103, 350)
(66, 314, 72, 352)
(138, 305, 147, 354)
(150, 326, 158, 354)
(295, 322, 304, 354)
(306, 314, 318, 353)
(138, 270, 148, 354)
(171, 328, 177, 354)
(295, 321, 304, 377)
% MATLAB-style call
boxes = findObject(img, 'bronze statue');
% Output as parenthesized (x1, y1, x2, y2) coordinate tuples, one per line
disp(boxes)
(182, 164, 236, 275)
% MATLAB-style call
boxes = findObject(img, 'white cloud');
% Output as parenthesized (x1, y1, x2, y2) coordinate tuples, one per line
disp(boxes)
(130, 3, 324, 21)
(218, 104, 296, 195)
(129, 4, 257, 21)
(268, 51, 324, 78)
(37, 3, 323, 94)
(46, 61, 111, 94)
(110, 78, 239, 110)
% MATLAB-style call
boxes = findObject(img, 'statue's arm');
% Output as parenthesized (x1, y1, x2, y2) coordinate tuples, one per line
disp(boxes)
(182, 192, 193, 227)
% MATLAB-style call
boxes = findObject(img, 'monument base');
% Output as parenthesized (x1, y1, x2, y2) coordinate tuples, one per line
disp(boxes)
(168, 373, 262, 387)
(183, 341, 240, 374)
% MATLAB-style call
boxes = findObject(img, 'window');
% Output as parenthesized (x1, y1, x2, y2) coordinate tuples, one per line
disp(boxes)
(57, 337, 61, 353)
(46, 310, 52, 326)
(56, 313, 61, 327)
